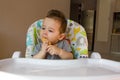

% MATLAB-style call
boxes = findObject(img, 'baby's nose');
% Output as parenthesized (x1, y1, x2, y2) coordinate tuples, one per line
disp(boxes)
(43, 31, 48, 37)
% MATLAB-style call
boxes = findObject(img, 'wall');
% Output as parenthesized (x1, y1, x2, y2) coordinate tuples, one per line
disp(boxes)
(0, 0, 70, 59)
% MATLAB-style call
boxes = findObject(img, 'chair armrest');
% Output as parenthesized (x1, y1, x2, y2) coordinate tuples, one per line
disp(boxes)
(12, 51, 21, 58)
(90, 52, 101, 59)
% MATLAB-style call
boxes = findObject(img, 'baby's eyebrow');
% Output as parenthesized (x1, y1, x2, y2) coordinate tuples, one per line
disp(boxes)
(42, 25, 46, 27)
(42, 24, 55, 30)
(48, 27, 54, 30)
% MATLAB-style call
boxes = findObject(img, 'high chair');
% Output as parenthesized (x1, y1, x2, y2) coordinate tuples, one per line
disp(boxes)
(4, 19, 120, 80)
(25, 19, 89, 59)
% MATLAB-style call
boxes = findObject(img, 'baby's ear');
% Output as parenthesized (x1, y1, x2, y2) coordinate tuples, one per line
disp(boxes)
(58, 33, 66, 40)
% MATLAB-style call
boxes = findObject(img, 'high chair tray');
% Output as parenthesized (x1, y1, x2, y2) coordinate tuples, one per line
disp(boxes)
(0, 58, 120, 80)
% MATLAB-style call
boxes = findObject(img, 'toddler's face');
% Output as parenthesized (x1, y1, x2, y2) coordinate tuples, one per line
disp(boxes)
(40, 18, 64, 44)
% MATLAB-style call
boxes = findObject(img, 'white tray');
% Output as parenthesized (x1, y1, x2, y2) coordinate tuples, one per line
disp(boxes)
(0, 58, 120, 80)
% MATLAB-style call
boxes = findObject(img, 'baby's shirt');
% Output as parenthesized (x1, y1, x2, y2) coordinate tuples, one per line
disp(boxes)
(32, 39, 72, 59)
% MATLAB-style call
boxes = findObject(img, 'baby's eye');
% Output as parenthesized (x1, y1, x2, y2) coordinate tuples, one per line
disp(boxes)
(48, 30, 53, 32)
(42, 27, 45, 30)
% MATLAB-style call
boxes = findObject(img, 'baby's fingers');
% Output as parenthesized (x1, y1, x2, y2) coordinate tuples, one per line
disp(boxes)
(47, 47, 55, 55)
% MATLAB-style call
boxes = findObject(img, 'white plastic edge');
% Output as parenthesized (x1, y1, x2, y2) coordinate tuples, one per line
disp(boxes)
(12, 51, 21, 58)
(90, 52, 101, 59)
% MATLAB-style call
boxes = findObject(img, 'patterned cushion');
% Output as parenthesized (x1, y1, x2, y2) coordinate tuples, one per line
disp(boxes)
(26, 19, 88, 58)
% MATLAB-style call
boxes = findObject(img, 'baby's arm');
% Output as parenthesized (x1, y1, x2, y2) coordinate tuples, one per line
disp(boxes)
(58, 48, 73, 59)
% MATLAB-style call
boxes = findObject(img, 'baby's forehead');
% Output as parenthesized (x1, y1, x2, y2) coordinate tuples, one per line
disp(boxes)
(43, 19, 61, 28)
(44, 17, 61, 24)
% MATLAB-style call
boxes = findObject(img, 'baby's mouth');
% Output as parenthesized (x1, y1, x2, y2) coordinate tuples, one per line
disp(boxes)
(41, 37, 51, 45)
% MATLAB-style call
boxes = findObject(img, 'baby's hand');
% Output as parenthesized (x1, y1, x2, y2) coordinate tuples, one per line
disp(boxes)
(47, 45, 61, 55)
(41, 43, 48, 53)
(41, 37, 51, 53)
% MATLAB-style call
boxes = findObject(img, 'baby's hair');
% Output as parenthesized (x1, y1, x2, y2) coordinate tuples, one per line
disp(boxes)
(46, 9, 67, 33)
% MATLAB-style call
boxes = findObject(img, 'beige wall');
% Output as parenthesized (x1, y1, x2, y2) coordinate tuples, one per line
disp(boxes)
(0, 0, 70, 59)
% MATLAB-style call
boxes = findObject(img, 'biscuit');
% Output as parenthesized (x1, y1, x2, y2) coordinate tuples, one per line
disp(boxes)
(41, 38, 51, 45)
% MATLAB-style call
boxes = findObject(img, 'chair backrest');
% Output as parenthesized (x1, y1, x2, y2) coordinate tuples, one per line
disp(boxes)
(25, 19, 88, 59)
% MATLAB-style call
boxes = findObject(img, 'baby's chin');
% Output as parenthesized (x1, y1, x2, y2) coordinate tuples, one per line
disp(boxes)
(50, 40, 60, 45)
